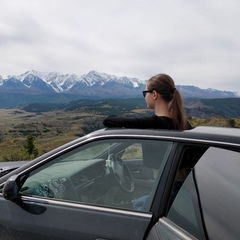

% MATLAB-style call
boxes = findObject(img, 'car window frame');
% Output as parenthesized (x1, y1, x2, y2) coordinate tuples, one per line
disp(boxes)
(13, 137, 174, 213)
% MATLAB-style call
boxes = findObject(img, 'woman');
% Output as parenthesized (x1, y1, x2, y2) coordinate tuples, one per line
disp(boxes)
(103, 73, 191, 130)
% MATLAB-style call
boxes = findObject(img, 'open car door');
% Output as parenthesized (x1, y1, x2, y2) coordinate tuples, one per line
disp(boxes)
(146, 147, 240, 240)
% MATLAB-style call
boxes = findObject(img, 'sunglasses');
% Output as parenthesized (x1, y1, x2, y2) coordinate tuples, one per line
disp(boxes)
(142, 90, 153, 97)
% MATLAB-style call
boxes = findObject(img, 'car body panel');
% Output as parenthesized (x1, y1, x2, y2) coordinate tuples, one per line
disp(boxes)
(0, 196, 151, 240)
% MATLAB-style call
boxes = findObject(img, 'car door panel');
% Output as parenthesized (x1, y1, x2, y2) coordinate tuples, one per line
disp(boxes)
(0, 195, 152, 240)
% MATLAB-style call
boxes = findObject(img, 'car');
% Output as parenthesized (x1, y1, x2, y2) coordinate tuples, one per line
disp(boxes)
(0, 126, 240, 240)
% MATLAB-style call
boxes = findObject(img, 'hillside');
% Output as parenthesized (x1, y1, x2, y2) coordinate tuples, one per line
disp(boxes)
(21, 97, 240, 118)
(184, 98, 240, 118)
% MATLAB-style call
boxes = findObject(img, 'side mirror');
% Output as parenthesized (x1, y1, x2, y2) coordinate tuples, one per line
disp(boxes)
(3, 175, 20, 200)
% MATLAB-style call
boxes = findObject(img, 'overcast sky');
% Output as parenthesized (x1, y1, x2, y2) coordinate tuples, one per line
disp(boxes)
(1, 0, 240, 94)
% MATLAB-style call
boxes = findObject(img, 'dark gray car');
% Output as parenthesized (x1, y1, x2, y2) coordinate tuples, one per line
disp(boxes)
(0, 126, 240, 240)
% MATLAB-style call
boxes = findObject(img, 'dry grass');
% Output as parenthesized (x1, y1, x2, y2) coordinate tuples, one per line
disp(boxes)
(189, 116, 240, 128)
(0, 109, 104, 160)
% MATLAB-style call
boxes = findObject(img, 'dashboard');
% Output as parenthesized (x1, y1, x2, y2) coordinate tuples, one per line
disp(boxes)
(20, 159, 110, 204)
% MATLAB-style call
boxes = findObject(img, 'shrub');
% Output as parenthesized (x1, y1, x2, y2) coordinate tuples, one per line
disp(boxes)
(228, 118, 236, 128)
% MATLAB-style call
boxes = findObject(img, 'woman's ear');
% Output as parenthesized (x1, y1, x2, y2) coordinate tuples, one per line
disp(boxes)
(153, 90, 158, 100)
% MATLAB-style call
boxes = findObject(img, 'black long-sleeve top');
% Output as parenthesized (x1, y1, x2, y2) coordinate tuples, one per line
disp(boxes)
(103, 115, 176, 129)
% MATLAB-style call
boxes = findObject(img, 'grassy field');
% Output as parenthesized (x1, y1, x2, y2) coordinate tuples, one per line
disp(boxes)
(0, 108, 239, 161)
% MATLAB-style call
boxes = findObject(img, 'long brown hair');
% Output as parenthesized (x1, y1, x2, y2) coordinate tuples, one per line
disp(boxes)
(147, 73, 188, 130)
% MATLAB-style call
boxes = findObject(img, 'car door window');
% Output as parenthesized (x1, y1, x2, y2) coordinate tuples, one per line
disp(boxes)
(162, 146, 208, 239)
(167, 172, 207, 239)
(168, 146, 207, 206)
(19, 138, 173, 212)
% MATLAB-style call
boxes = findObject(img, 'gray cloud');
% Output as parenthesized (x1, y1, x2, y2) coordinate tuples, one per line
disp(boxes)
(0, 0, 240, 94)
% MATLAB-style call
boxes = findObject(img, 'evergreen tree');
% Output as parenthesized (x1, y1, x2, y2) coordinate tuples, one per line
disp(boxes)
(228, 118, 236, 128)
(24, 134, 39, 158)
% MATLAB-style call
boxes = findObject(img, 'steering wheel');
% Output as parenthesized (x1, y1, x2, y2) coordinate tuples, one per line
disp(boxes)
(106, 154, 135, 192)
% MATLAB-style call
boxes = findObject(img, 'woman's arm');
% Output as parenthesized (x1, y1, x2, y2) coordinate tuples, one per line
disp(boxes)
(103, 115, 154, 128)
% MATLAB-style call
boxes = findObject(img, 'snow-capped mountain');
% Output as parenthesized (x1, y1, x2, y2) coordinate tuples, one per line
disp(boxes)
(0, 70, 147, 98)
(0, 70, 238, 99)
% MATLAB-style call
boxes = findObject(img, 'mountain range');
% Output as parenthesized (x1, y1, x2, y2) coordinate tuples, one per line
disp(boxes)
(0, 70, 239, 108)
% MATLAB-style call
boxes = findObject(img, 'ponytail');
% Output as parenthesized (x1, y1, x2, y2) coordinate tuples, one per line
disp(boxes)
(170, 89, 188, 130)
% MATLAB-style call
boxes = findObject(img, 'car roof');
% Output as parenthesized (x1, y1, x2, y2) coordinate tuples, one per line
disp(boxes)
(86, 126, 240, 146)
